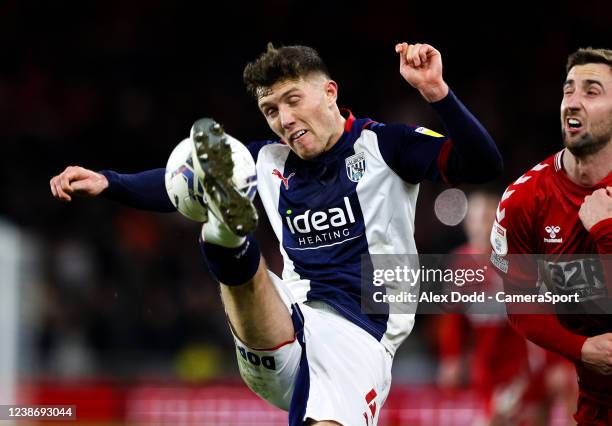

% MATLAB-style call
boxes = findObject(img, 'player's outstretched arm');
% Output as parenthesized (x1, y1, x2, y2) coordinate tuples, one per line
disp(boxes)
(50, 166, 108, 202)
(394, 42, 503, 184)
(50, 166, 175, 213)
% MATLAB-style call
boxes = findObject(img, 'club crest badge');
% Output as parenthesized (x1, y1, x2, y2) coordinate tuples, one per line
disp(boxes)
(345, 152, 366, 182)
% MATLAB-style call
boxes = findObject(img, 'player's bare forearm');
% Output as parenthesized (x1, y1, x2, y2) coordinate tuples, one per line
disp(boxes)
(419, 83, 449, 103)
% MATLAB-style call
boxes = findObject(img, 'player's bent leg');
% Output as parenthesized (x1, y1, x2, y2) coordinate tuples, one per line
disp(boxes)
(232, 320, 301, 410)
(304, 420, 342, 425)
(229, 271, 302, 410)
(199, 228, 295, 349)
(221, 258, 294, 349)
(201, 235, 301, 410)
(191, 116, 294, 348)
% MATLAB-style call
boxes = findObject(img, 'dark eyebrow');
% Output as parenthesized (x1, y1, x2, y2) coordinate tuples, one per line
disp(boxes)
(584, 79, 604, 89)
(563, 79, 606, 95)
(258, 88, 301, 110)
(564, 79, 604, 89)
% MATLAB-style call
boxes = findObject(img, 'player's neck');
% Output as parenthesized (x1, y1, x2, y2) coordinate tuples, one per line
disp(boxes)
(562, 141, 612, 186)
(324, 108, 347, 153)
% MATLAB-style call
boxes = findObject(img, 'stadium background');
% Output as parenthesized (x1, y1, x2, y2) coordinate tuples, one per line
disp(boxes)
(0, 0, 610, 424)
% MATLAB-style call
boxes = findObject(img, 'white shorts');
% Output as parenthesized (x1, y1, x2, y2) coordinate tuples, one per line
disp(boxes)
(231, 273, 393, 425)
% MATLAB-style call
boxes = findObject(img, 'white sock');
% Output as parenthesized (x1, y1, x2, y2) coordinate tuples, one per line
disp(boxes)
(201, 214, 246, 248)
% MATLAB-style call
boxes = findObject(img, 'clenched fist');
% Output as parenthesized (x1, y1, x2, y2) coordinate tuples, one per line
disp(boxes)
(50, 166, 108, 202)
(579, 187, 612, 231)
(395, 42, 449, 102)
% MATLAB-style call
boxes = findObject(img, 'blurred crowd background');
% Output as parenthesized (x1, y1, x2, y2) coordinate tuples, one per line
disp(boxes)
(0, 0, 610, 423)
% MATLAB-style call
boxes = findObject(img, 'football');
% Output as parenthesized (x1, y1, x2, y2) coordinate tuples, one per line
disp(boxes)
(164, 137, 257, 222)
(165, 138, 209, 222)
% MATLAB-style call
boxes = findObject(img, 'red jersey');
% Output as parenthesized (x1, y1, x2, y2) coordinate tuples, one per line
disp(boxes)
(490, 149, 612, 405)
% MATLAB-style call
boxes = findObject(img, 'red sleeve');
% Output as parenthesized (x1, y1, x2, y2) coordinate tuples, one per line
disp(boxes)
(590, 217, 612, 254)
(507, 313, 586, 362)
(491, 171, 587, 362)
(491, 178, 539, 287)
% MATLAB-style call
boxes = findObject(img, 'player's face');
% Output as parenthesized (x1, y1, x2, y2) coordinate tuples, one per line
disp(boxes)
(561, 63, 612, 157)
(257, 74, 341, 160)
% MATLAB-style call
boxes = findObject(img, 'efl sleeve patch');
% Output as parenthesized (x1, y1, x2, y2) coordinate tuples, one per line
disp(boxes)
(490, 220, 508, 256)
(415, 127, 444, 138)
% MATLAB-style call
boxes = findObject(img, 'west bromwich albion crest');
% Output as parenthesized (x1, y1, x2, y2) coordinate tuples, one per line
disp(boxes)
(345, 152, 366, 182)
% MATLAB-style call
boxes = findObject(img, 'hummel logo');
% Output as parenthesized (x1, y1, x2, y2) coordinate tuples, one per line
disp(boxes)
(544, 225, 562, 243)
(272, 169, 295, 190)
(545, 226, 560, 238)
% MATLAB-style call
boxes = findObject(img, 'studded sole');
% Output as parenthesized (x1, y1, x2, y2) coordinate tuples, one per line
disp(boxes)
(191, 118, 258, 236)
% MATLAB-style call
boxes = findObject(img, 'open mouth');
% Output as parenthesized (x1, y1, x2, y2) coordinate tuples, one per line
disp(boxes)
(290, 129, 308, 142)
(566, 117, 583, 133)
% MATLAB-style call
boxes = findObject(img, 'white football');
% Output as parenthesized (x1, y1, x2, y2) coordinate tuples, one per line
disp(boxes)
(164, 137, 257, 222)
(165, 138, 208, 222)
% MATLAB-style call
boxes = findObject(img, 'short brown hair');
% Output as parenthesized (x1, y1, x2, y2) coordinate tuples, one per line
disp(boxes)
(243, 43, 330, 99)
(566, 47, 612, 73)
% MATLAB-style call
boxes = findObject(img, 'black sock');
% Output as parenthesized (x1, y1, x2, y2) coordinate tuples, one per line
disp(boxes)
(199, 234, 261, 286)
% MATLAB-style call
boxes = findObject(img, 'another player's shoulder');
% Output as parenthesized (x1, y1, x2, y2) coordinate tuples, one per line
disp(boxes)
(498, 152, 560, 213)
(491, 155, 557, 256)
(247, 139, 289, 163)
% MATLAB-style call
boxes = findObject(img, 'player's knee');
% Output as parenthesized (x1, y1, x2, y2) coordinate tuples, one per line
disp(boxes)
(304, 420, 343, 425)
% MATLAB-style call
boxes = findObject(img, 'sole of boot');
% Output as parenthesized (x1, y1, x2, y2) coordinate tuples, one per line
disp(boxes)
(191, 118, 258, 236)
